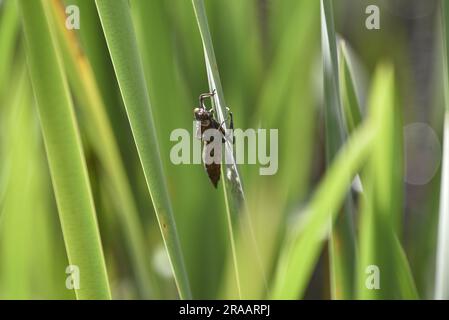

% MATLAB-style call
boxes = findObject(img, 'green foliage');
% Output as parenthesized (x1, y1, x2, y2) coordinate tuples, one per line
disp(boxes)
(271, 120, 376, 299)
(95, 0, 191, 299)
(357, 64, 416, 299)
(19, 0, 111, 299)
(0, 0, 445, 300)
(321, 0, 356, 299)
(48, 0, 157, 299)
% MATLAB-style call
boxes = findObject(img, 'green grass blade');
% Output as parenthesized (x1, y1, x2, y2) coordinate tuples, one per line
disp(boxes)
(67, 0, 120, 111)
(392, 234, 419, 299)
(68, 0, 135, 158)
(321, 0, 356, 299)
(271, 120, 376, 299)
(358, 196, 419, 299)
(0, 72, 33, 299)
(357, 64, 416, 299)
(369, 68, 404, 236)
(19, 0, 111, 300)
(192, 0, 262, 299)
(130, 0, 226, 298)
(191, 0, 245, 205)
(95, 0, 191, 299)
(48, 0, 158, 299)
(0, 0, 19, 102)
(339, 41, 362, 134)
(435, 0, 449, 300)
(436, 113, 449, 299)
(356, 65, 389, 300)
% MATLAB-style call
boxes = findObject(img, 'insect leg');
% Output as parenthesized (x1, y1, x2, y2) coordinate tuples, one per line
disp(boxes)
(199, 89, 216, 108)
(218, 110, 234, 144)
(228, 111, 234, 144)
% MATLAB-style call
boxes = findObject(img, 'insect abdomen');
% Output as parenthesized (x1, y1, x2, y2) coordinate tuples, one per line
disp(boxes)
(202, 140, 222, 188)
(205, 162, 220, 188)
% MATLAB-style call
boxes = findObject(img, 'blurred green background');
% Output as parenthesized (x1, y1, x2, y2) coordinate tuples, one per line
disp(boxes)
(0, 0, 447, 300)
